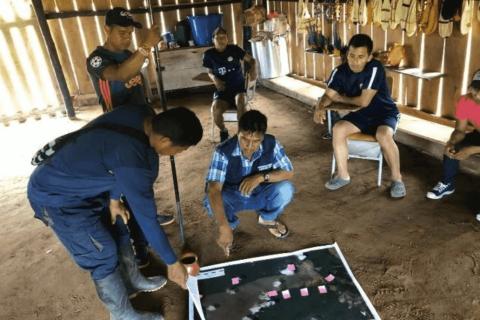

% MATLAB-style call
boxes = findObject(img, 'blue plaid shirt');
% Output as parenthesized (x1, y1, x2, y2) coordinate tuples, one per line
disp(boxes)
(206, 138, 293, 184)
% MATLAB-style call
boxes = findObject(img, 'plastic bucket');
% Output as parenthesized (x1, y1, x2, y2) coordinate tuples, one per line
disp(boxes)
(187, 14, 223, 46)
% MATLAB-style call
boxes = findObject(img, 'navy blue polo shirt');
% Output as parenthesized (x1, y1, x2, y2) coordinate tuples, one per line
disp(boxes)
(87, 46, 147, 112)
(203, 44, 246, 90)
(327, 59, 397, 116)
(27, 104, 177, 265)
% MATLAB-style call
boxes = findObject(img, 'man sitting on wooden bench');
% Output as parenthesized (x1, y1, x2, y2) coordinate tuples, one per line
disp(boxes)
(203, 27, 257, 143)
(313, 34, 406, 198)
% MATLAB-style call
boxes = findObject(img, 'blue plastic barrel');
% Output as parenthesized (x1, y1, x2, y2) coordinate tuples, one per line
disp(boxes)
(187, 14, 223, 46)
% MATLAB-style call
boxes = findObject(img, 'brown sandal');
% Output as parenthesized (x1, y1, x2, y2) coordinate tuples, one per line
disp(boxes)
(258, 216, 289, 239)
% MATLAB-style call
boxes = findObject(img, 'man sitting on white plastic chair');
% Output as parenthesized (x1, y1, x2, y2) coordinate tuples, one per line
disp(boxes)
(203, 27, 257, 142)
(313, 34, 406, 199)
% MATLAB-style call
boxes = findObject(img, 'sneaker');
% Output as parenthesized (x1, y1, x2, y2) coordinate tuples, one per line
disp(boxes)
(390, 180, 406, 198)
(220, 129, 229, 143)
(476, 213, 480, 222)
(325, 177, 351, 190)
(426, 181, 455, 199)
(157, 214, 175, 226)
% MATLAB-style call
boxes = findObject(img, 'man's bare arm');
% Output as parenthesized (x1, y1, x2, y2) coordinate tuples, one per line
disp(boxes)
(101, 25, 161, 82)
(325, 88, 377, 108)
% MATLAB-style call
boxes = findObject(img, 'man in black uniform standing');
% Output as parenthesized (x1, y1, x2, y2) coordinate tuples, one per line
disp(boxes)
(203, 27, 257, 142)
(86, 7, 172, 268)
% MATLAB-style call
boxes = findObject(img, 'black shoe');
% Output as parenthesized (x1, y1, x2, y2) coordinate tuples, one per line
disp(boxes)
(220, 129, 229, 143)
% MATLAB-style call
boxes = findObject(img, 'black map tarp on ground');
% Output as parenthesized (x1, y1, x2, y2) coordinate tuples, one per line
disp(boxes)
(188, 243, 381, 320)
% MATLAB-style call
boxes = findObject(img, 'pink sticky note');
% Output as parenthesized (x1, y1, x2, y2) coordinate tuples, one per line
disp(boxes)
(231, 277, 240, 285)
(267, 290, 278, 297)
(325, 274, 335, 283)
(300, 288, 309, 297)
(281, 289, 291, 299)
(287, 264, 296, 271)
(318, 285, 328, 294)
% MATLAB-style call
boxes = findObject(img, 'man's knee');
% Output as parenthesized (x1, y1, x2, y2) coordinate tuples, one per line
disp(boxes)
(332, 121, 352, 139)
(212, 100, 228, 115)
(71, 238, 118, 280)
(270, 181, 295, 207)
(58, 221, 119, 280)
(236, 93, 247, 107)
(375, 127, 394, 145)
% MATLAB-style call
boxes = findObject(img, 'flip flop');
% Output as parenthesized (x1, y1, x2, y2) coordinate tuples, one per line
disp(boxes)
(258, 216, 289, 239)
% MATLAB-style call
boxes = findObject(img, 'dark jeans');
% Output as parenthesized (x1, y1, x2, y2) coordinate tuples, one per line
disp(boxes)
(204, 181, 295, 229)
(442, 131, 480, 185)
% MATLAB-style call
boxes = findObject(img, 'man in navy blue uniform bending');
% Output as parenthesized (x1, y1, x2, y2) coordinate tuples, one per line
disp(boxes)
(28, 106, 203, 319)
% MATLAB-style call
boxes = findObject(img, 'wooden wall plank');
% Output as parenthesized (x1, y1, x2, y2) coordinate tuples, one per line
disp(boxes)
(402, 30, 420, 108)
(178, 0, 194, 21)
(418, 31, 443, 114)
(221, 4, 234, 44)
(31, 23, 62, 107)
(286, 1, 295, 74)
(127, 0, 145, 9)
(110, 0, 128, 7)
(440, 26, 469, 118)
(43, 0, 79, 94)
(233, 3, 243, 46)
(93, 0, 111, 10)
(161, 0, 178, 35)
(466, 9, 480, 94)
(385, 28, 402, 102)
(1, 29, 33, 111)
(55, 1, 93, 95)
(76, 1, 102, 55)
(290, 2, 300, 75)
(305, 51, 314, 78)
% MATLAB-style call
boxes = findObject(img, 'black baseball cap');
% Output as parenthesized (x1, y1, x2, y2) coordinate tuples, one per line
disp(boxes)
(105, 7, 142, 28)
(470, 70, 480, 90)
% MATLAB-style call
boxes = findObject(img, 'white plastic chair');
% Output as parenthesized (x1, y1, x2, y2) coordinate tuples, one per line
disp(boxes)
(327, 110, 399, 187)
(210, 78, 257, 141)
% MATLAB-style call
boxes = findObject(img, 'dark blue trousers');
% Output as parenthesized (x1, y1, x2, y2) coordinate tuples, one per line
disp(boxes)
(30, 198, 131, 280)
(441, 131, 480, 185)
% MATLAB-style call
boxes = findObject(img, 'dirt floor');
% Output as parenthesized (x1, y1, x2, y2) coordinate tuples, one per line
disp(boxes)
(1, 87, 480, 320)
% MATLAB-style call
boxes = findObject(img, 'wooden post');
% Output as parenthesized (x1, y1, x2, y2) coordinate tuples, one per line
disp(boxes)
(147, 0, 167, 111)
(243, 0, 253, 52)
(31, 0, 75, 118)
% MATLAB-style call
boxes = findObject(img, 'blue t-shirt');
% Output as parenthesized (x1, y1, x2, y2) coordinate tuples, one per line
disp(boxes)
(326, 59, 397, 116)
(87, 46, 147, 112)
(203, 44, 246, 90)
(27, 105, 177, 265)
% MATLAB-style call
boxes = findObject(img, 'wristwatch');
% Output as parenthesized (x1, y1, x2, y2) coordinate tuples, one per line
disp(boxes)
(263, 173, 270, 182)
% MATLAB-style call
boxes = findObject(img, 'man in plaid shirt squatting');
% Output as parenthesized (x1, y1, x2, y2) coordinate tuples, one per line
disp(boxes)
(204, 110, 295, 256)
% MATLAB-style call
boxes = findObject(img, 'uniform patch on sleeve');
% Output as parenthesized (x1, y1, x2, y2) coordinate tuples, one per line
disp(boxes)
(90, 56, 103, 68)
